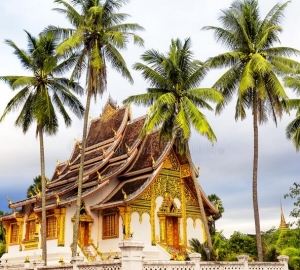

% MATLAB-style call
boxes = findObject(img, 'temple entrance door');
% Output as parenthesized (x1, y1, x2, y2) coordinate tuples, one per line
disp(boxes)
(79, 222, 89, 247)
(166, 216, 179, 248)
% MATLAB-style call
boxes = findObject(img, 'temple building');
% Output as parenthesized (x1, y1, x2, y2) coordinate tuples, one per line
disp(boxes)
(0, 98, 218, 264)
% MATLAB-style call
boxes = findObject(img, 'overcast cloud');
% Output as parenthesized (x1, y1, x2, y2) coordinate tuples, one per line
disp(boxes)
(0, 0, 299, 237)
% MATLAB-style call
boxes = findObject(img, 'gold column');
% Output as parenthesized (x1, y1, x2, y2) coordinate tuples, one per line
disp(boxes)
(2, 221, 10, 253)
(54, 208, 66, 246)
(119, 206, 131, 239)
(88, 223, 93, 245)
(16, 217, 24, 251)
(159, 216, 166, 244)
(180, 179, 187, 246)
(150, 184, 156, 245)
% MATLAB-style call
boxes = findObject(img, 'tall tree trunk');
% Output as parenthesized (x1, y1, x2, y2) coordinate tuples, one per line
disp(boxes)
(194, 178, 213, 255)
(253, 91, 263, 261)
(71, 89, 92, 258)
(38, 126, 47, 266)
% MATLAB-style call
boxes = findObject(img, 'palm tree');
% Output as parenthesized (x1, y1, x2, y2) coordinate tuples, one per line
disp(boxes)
(284, 72, 300, 151)
(0, 31, 85, 265)
(123, 38, 223, 252)
(203, 0, 300, 261)
(26, 175, 44, 198)
(208, 194, 225, 235)
(49, 0, 144, 257)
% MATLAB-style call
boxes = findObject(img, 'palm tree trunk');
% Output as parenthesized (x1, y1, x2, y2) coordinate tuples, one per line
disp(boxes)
(195, 180, 213, 255)
(71, 89, 92, 258)
(38, 125, 47, 266)
(253, 91, 263, 261)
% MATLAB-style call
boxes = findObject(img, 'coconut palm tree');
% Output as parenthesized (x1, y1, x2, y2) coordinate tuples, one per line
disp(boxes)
(203, 0, 300, 260)
(284, 73, 300, 151)
(123, 38, 223, 252)
(48, 0, 144, 257)
(0, 31, 85, 265)
(26, 175, 44, 198)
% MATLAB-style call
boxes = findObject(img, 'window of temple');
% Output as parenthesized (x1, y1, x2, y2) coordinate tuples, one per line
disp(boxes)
(10, 223, 19, 244)
(102, 212, 119, 239)
(27, 220, 36, 241)
(46, 215, 57, 239)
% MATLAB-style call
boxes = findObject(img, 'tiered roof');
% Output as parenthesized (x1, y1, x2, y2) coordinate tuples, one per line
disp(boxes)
(5, 98, 217, 216)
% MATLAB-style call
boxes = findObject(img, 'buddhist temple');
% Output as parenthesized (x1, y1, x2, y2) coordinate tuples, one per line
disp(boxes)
(0, 98, 218, 264)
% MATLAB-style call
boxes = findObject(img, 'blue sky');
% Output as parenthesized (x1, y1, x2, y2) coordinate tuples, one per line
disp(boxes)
(0, 0, 299, 237)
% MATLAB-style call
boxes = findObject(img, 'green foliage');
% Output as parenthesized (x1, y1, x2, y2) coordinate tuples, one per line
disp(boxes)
(284, 182, 300, 226)
(284, 74, 300, 152)
(208, 194, 225, 235)
(0, 31, 85, 133)
(50, 0, 144, 99)
(227, 232, 257, 260)
(0, 243, 5, 257)
(203, 0, 300, 260)
(26, 175, 42, 198)
(123, 38, 223, 154)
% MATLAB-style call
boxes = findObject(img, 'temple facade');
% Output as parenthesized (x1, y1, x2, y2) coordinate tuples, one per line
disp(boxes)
(0, 98, 218, 264)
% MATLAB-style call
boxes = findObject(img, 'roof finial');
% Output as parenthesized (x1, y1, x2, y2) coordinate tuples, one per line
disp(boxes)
(6, 196, 12, 205)
(125, 143, 131, 152)
(122, 189, 127, 199)
(151, 154, 155, 165)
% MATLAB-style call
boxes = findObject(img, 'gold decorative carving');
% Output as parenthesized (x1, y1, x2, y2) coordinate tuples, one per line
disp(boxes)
(163, 150, 180, 171)
(154, 175, 181, 200)
(150, 184, 155, 245)
(180, 164, 190, 178)
(180, 179, 187, 246)
(54, 208, 66, 246)
(102, 103, 116, 121)
(118, 206, 131, 239)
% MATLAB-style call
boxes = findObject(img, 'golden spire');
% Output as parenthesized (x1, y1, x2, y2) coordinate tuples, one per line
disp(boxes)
(279, 203, 288, 230)
(67, 159, 72, 166)
(97, 171, 102, 181)
(56, 159, 60, 165)
(112, 128, 117, 136)
(89, 116, 93, 121)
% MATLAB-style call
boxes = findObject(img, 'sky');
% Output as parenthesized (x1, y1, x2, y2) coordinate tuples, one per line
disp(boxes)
(0, 0, 299, 238)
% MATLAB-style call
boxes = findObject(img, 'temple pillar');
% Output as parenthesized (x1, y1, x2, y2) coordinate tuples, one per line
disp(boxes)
(180, 178, 187, 246)
(119, 206, 132, 239)
(150, 184, 156, 245)
(158, 216, 166, 244)
(16, 217, 24, 251)
(54, 208, 66, 246)
(118, 237, 144, 270)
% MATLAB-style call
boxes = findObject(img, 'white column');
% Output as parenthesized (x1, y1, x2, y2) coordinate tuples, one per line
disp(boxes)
(189, 253, 201, 270)
(119, 237, 144, 270)
(278, 255, 289, 270)
(71, 255, 84, 270)
(237, 254, 249, 270)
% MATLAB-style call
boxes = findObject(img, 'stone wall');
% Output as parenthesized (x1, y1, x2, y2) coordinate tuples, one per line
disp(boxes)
(0, 238, 289, 270)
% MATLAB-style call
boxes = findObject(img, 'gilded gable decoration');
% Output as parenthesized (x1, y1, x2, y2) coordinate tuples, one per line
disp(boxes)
(180, 164, 190, 178)
(163, 151, 180, 171)
(157, 193, 181, 217)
